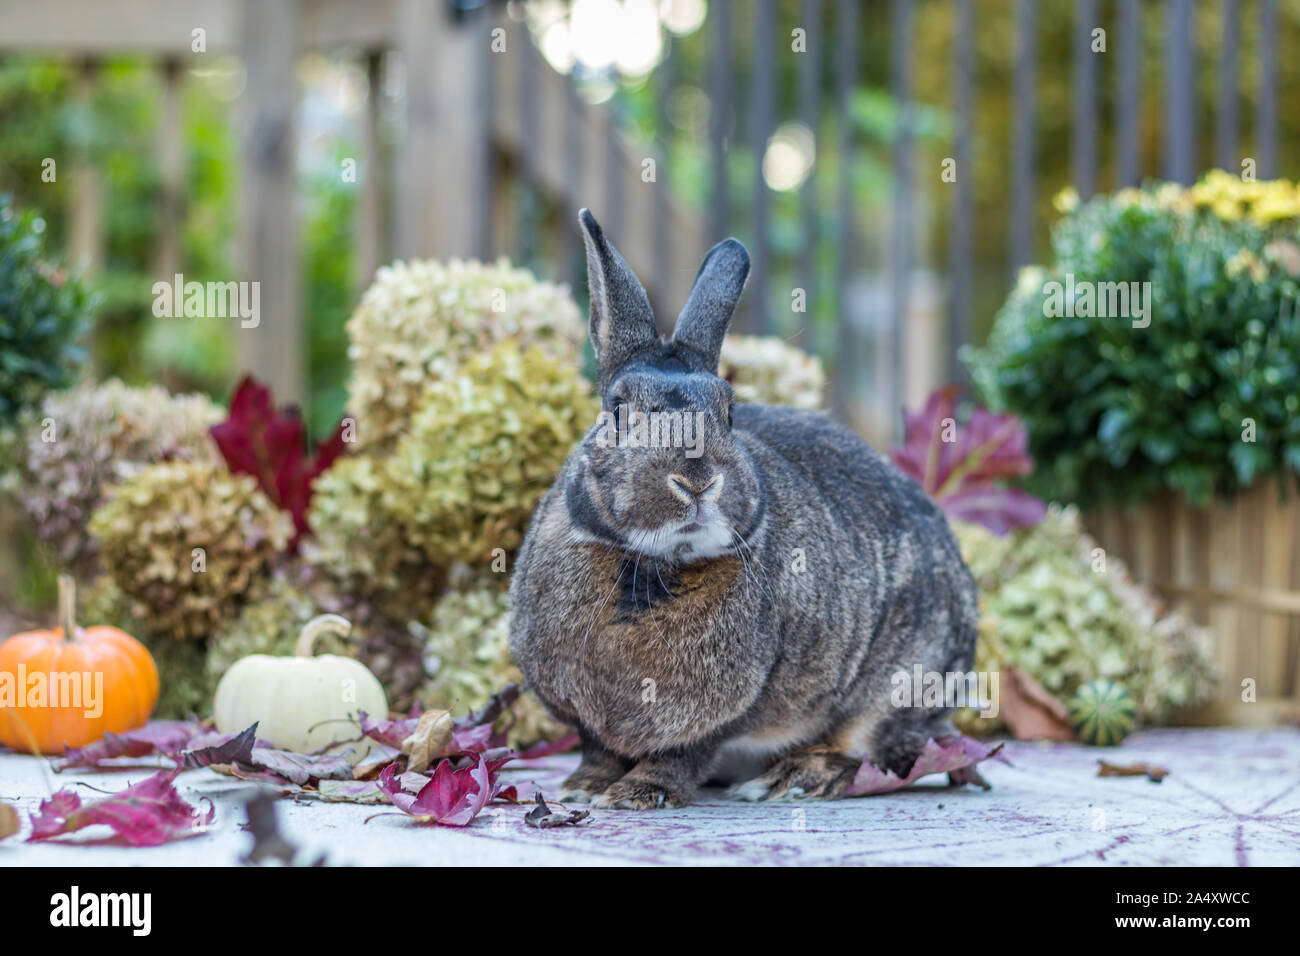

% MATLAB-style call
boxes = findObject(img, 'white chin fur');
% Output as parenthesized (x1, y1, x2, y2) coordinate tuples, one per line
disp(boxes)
(625, 518, 735, 563)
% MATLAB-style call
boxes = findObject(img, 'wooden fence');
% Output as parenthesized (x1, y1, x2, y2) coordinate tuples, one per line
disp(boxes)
(0, 0, 1287, 433)
(0, 0, 705, 409)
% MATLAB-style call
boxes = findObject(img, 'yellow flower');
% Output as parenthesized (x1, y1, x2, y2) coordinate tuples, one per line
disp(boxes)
(1054, 186, 1080, 214)
(1182, 170, 1300, 226)
(1250, 193, 1300, 226)
(1224, 248, 1266, 282)
(1153, 182, 1191, 213)
(1113, 187, 1146, 209)
(1212, 198, 1243, 222)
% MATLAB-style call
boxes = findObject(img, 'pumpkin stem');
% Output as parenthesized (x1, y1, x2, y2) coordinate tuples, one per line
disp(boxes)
(295, 614, 352, 657)
(57, 574, 79, 642)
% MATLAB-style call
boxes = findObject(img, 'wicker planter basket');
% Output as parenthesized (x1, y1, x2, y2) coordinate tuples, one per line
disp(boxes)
(1087, 477, 1300, 725)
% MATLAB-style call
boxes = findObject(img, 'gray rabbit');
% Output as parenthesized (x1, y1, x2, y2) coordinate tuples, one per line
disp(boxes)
(509, 210, 978, 809)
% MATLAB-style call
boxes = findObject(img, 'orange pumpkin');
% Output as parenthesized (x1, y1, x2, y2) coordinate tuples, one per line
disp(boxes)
(0, 575, 158, 754)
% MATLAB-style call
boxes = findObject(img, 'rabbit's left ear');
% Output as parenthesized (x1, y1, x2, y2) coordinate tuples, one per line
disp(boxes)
(671, 238, 750, 372)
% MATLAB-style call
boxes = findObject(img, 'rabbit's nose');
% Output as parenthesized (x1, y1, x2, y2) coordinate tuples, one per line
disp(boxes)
(667, 472, 724, 503)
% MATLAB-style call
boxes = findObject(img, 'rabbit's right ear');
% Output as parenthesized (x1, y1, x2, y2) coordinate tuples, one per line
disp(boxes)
(579, 208, 658, 390)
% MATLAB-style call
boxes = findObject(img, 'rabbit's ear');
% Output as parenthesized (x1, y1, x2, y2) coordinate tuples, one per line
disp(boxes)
(580, 208, 657, 389)
(671, 238, 750, 372)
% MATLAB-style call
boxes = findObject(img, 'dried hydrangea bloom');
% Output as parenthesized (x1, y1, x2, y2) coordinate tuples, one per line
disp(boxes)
(717, 334, 827, 410)
(952, 505, 1217, 730)
(300, 454, 447, 626)
(380, 341, 598, 566)
(17, 379, 222, 575)
(414, 574, 566, 749)
(88, 459, 293, 642)
(345, 258, 585, 452)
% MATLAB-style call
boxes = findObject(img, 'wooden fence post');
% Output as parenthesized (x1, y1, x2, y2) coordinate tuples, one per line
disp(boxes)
(355, 50, 385, 291)
(237, 0, 302, 405)
(67, 58, 103, 277)
(396, 0, 489, 259)
(155, 57, 184, 283)
(1009, 0, 1035, 275)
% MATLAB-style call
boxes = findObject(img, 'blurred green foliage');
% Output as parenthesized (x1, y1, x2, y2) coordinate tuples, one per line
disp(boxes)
(0, 54, 358, 438)
(0, 193, 92, 421)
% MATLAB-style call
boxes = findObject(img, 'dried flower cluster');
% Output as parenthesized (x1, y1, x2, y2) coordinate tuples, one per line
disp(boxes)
(345, 258, 585, 452)
(301, 455, 448, 624)
(381, 341, 599, 566)
(16, 379, 221, 574)
(89, 460, 293, 641)
(717, 334, 827, 410)
(954, 505, 1217, 726)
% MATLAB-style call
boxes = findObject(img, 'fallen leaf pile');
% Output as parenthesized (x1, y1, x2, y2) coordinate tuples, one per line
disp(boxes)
(375, 753, 517, 827)
(10, 685, 1014, 847)
(28, 683, 576, 842)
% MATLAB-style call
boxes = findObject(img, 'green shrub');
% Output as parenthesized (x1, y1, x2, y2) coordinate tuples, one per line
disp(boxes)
(966, 172, 1300, 508)
(0, 195, 92, 421)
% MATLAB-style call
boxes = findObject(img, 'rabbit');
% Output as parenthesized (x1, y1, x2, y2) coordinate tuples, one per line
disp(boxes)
(508, 209, 979, 809)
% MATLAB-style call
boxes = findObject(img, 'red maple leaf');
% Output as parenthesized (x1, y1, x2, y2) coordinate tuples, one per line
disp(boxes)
(27, 770, 214, 846)
(210, 376, 347, 544)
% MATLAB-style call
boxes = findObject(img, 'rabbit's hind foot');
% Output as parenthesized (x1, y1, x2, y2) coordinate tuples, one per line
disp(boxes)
(726, 748, 859, 802)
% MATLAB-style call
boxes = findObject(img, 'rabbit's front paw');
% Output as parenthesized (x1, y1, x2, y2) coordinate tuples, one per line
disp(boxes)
(591, 776, 692, 810)
(728, 749, 859, 802)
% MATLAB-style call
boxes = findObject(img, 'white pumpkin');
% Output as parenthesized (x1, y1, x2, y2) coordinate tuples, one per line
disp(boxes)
(213, 614, 388, 763)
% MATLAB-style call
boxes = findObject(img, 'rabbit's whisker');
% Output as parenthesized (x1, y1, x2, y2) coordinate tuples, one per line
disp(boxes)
(729, 524, 776, 605)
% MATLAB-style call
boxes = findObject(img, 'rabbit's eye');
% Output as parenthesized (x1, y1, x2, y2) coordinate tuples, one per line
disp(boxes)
(610, 399, 627, 418)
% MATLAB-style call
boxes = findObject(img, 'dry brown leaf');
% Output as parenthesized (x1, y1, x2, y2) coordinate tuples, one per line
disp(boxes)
(999, 667, 1075, 742)
(1097, 760, 1169, 782)
(400, 709, 454, 774)
(0, 803, 18, 840)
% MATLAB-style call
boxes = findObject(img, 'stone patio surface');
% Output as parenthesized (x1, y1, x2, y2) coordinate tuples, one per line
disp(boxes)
(2, 727, 1298, 866)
